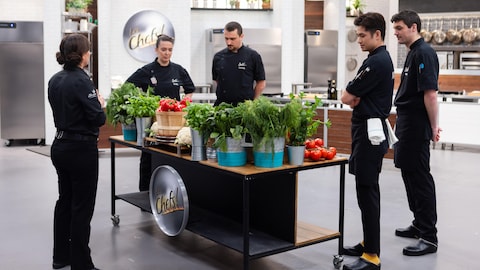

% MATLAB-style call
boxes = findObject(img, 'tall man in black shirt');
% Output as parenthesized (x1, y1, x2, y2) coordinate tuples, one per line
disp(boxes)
(391, 9, 441, 257)
(212, 21, 266, 106)
(341, 12, 394, 270)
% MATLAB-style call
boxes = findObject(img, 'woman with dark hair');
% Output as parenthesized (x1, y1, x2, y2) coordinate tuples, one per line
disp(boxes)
(48, 34, 105, 270)
(126, 34, 195, 192)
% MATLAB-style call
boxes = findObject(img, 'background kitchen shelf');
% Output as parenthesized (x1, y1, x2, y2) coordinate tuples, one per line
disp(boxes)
(61, 12, 94, 76)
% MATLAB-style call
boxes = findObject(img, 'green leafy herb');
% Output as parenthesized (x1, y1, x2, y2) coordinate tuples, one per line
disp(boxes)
(183, 102, 215, 136)
(105, 82, 139, 127)
(125, 88, 160, 118)
(66, 0, 92, 9)
(284, 92, 331, 146)
(209, 102, 247, 151)
(241, 96, 290, 152)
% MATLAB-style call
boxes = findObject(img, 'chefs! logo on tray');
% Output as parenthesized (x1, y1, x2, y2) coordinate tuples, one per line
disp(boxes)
(123, 10, 175, 62)
(155, 187, 184, 215)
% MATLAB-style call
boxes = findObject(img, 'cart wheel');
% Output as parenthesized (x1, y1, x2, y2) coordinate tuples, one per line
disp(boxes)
(111, 215, 120, 226)
(333, 255, 343, 269)
(5, 140, 12, 146)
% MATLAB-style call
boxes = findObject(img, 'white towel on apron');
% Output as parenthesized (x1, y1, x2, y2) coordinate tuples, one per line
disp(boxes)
(385, 118, 398, 149)
(367, 118, 385, 145)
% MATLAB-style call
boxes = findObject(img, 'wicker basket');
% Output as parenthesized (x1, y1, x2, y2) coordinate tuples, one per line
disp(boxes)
(155, 111, 187, 137)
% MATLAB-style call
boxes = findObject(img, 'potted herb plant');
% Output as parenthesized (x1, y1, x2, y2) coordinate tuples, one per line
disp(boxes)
(125, 88, 160, 145)
(209, 102, 247, 166)
(66, 0, 92, 13)
(283, 92, 331, 165)
(241, 96, 290, 168)
(350, 0, 365, 16)
(106, 82, 140, 141)
(261, 0, 271, 9)
(183, 102, 215, 160)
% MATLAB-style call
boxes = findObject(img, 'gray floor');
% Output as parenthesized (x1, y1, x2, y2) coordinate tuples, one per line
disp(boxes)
(1, 141, 479, 270)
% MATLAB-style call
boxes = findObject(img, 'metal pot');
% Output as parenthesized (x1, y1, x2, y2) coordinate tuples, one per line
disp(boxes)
(432, 20, 446, 45)
(463, 18, 477, 45)
(346, 57, 357, 71)
(420, 19, 432, 43)
(446, 19, 462, 44)
(347, 28, 357, 43)
(432, 30, 446, 44)
(476, 19, 480, 41)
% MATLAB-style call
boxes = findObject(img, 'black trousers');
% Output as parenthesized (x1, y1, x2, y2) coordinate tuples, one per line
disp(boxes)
(139, 151, 152, 191)
(51, 139, 98, 270)
(395, 139, 438, 244)
(349, 120, 388, 255)
(398, 142, 438, 243)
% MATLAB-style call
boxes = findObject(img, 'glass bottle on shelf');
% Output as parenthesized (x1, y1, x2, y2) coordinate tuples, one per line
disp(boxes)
(327, 79, 338, 100)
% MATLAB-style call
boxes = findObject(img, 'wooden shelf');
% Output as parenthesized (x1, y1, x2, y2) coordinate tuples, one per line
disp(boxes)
(296, 221, 340, 246)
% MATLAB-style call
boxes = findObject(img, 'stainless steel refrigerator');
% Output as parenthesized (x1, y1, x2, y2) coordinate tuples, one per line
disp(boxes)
(206, 28, 282, 95)
(0, 21, 45, 145)
(304, 29, 338, 88)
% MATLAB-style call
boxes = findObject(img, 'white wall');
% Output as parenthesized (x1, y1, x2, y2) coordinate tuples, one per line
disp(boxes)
(0, 1, 44, 21)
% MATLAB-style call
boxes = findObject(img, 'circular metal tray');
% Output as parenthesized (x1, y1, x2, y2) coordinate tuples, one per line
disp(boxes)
(149, 165, 189, 236)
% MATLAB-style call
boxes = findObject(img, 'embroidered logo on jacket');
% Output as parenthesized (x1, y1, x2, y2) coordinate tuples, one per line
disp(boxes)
(87, 89, 97, 99)
(238, 62, 247, 70)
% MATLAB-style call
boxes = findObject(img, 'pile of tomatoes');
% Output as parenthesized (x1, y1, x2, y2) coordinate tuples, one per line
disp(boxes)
(304, 138, 337, 161)
(157, 97, 192, 112)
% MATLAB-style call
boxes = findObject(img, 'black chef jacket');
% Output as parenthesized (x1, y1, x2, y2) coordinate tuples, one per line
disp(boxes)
(212, 45, 265, 105)
(48, 67, 106, 136)
(346, 45, 394, 120)
(127, 59, 195, 101)
(394, 38, 439, 141)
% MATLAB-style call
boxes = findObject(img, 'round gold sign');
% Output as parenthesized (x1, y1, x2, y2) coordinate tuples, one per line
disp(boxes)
(123, 10, 175, 62)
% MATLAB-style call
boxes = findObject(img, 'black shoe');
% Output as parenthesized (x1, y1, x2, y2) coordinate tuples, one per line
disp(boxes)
(395, 225, 420, 239)
(52, 261, 69, 269)
(403, 239, 438, 256)
(342, 243, 364, 256)
(343, 257, 380, 270)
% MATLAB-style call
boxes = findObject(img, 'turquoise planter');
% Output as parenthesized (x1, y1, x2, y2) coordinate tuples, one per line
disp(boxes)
(253, 137, 285, 168)
(122, 123, 136, 141)
(217, 137, 246, 167)
(218, 151, 247, 166)
(253, 151, 284, 168)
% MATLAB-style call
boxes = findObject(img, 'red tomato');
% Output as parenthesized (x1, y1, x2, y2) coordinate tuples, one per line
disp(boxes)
(320, 147, 328, 158)
(180, 97, 192, 106)
(329, 146, 337, 156)
(304, 149, 311, 159)
(160, 102, 170, 112)
(177, 104, 186, 111)
(305, 140, 316, 149)
(325, 150, 335, 160)
(314, 138, 324, 147)
(310, 149, 322, 161)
